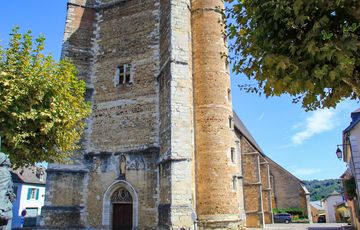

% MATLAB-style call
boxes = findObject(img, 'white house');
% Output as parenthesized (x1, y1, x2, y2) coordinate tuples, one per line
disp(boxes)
(340, 108, 360, 228)
(11, 166, 46, 228)
(322, 191, 343, 223)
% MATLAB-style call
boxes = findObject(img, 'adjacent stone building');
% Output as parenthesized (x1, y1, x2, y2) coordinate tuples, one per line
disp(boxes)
(41, 0, 310, 229)
(233, 113, 312, 228)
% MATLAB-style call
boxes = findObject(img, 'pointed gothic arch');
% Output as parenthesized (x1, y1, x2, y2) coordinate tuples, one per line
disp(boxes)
(102, 180, 138, 229)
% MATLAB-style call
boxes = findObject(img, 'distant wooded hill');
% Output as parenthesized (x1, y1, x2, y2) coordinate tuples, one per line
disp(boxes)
(303, 179, 343, 201)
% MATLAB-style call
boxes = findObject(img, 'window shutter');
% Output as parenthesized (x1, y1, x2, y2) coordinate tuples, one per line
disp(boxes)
(36, 189, 39, 200)
(27, 188, 31, 200)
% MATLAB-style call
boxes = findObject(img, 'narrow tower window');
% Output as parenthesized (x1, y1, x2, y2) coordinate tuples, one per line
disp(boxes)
(228, 116, 234, 129)
(231, 147, 236, 163)
(235, 140, 241, 155)
(236, 140, 240, 148)
(116, 64, 132, 85)
(232, 176, 237, 190)
(227, 88, 231, 101)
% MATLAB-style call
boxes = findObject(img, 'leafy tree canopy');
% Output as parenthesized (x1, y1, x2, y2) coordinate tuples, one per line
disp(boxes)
(303, 179, 343, 201)
(225, 0, 360, 110)
(0, 27, 90, 167)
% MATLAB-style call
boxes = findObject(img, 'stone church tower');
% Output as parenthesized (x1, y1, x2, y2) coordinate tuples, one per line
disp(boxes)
(41, 0, 246, 229)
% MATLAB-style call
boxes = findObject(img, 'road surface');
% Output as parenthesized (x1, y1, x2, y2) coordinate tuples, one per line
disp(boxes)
(248, 223, 354, 230)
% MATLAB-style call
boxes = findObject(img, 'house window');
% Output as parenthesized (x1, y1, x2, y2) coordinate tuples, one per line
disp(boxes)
(116, 64, 132, 85)
(27, 188, 39, 200)
(231, 147, 236, 163)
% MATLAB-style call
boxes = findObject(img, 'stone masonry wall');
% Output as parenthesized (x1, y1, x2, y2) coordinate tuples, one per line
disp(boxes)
(44, 0, 162, 229)
(89, 0, 160, 153)
(84, 0, 161, 228)
(84, 149, 159, 229)
(62, 0, 96, 155)
(62, 0, 96, 85)
(259, 158, 272, 224)
(241, 138, 264, 228)
(268, 159, 308, 215)
(42, 169, 88, 228)
(42, 0, 96, 228)
(158, 0, 195, 227)
(270, 175, 276, 210)
(234, 131, 247, 225)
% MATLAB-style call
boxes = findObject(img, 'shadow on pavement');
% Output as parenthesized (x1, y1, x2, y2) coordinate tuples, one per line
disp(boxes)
(308, 227, 354, 230)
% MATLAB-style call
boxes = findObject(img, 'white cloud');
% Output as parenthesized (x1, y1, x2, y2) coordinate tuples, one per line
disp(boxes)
(292, 168, 322, 176)
(291, 109, 336, 145)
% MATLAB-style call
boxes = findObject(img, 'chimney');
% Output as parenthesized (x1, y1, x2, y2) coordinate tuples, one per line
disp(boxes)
(351, 109, 360, 124)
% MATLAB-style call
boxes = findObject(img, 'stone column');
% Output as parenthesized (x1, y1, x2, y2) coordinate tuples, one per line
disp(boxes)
(260, 160, 273, 224)
(304, 188, 313, 223)
(192, 0, 242, 228)
(158, 0, 195, 228)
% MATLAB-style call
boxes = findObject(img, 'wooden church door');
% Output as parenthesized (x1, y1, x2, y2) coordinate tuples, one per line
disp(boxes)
(112, 204, 132, 230)
(111, 188, 133, 230)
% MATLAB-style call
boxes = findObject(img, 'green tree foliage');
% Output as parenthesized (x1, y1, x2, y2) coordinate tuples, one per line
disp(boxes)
(0, 28, 90, 167)
(343, 177, 357, 200)
(225, 0, 360, 110)
(304, 179, 343, 201)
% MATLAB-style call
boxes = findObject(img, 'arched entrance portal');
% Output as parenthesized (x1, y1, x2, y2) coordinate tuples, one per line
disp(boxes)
(103, 180, 138, 230)
(111, 188, 133, 229)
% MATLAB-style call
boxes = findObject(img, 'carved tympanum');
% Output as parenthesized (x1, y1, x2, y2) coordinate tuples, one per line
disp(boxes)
(111, 188, 132, 203)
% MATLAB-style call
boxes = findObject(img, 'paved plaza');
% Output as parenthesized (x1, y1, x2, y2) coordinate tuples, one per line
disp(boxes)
(249, 223, 354, 230)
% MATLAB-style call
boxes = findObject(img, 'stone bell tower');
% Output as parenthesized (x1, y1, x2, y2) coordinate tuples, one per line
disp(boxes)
(41, 0, 246, 229)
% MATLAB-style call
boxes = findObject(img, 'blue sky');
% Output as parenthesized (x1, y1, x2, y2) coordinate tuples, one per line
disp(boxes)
(1, 0, 358, 180)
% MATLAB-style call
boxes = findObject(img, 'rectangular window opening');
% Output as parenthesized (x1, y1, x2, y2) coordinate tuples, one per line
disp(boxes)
(229, 116, 233, 129)
(236, 140, 240, 148)
(235, 140, 241, 155)
(231, 147, 235, 163)
(117, 64, 132, 85)
(27, 188, 38, 200)
(119, 73, 124, 85)
(125, 73, 131, 84)
(232, 176, 237, 190)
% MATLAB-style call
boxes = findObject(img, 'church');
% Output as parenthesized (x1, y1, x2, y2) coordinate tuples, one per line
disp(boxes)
(41, 0, 311, 229)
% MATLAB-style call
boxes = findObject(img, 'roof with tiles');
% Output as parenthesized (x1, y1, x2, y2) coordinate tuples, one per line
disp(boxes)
(11, 166, 46, 185)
